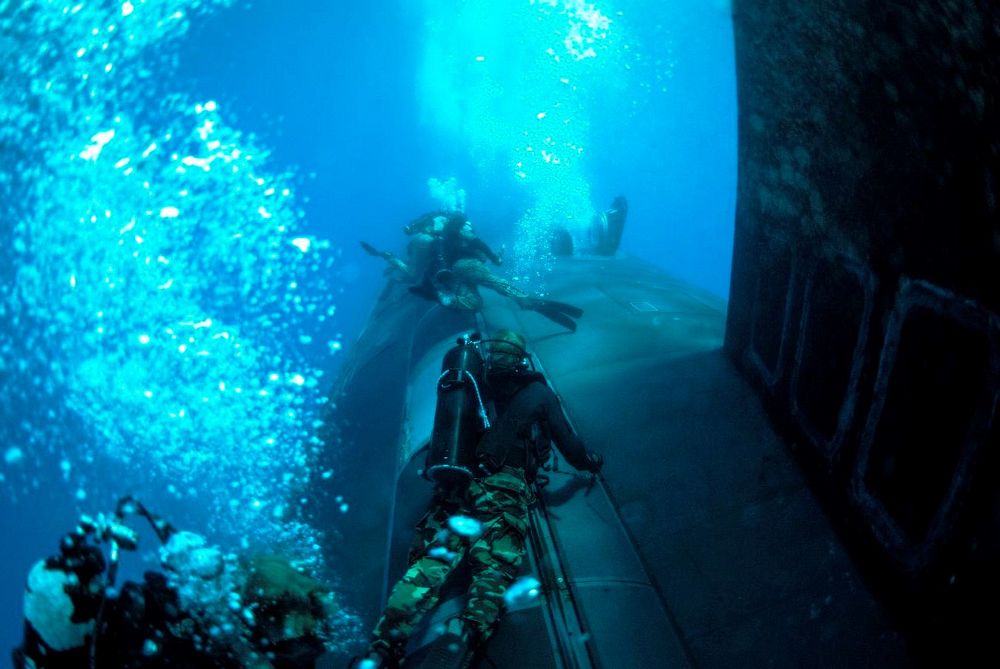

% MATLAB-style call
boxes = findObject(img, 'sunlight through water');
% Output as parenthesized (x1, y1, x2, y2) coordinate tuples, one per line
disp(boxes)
(0, 0, 343, 585)
(418, 0, 635, 280)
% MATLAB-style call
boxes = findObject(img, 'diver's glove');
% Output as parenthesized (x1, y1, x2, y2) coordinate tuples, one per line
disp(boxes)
(583, 451, 604, 474)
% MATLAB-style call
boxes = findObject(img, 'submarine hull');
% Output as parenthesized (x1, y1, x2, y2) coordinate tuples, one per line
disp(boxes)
(318, 255, 909, 668)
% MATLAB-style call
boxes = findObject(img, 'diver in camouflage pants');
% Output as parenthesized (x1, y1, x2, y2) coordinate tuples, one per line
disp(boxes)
(357, 330, 603, 668)
(361, 209, 583, 332)
(436, 259, 583, 332)
(368, 468, 531, 664)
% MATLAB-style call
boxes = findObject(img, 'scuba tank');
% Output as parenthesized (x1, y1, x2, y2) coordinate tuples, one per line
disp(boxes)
(426, 333, 492, 487)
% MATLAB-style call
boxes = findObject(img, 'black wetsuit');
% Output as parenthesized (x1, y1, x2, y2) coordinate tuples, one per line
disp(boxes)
(14, 565, 323, 669)
(365, 365, 600, 664)
(478, 370, 595, 478)
(407, 211, 502, 267)
(13, 570, 237, 669)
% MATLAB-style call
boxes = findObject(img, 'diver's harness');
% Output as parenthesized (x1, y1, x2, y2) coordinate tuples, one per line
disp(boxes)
(425, 332, 545, 488)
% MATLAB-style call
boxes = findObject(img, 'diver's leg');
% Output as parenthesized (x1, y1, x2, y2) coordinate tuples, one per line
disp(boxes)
(413, 480, 527, 669)
(451, 259, 529, 304)
(447, 280, 483, 311)
(369, 553, 459, 659)
(448, 259, 582, 329)
(368, 503, 467, 662)
(462, 523, 525, 643)
(461, 476, 529, 642)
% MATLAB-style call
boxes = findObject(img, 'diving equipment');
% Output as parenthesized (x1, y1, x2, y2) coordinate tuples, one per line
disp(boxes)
(521, 298, 584, 332)
(481, 332, 533, 374)
(426, 333, 492, 487)
(16, 497, 178, 669)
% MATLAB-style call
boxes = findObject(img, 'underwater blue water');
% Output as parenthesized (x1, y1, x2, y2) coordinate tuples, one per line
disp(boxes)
(0, 0, 734, 659)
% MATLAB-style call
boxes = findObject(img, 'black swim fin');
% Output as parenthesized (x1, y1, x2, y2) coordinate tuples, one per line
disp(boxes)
(541, 300, 583, 319)
(523, 298, 581, 332)
(360, 240, 389, 258)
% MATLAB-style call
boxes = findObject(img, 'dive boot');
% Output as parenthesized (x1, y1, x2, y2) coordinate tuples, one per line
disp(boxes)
(411, 618, 478, 669)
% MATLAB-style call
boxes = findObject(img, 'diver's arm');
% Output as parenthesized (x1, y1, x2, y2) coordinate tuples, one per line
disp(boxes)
(468, 237, 503, 265)
(540, 385, 602, 472)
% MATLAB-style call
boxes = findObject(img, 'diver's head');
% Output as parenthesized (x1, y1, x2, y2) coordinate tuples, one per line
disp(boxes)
(487, 329, 529, 372)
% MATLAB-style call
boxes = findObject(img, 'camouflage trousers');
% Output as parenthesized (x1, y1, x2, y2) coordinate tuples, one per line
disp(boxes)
(369, 468, 532, 657)
(446, 259, 531, 312)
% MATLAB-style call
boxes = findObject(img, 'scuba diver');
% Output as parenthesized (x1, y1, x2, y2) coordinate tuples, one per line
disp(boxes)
(404, 210, 504, 267)
(360, 210, 500, 286)
(361, 211, 584, 332)
(589, 195, 628, 256)
(352, 330, 604, 669)
(13, 496, 339, 669)
(549, 195, 628, 257)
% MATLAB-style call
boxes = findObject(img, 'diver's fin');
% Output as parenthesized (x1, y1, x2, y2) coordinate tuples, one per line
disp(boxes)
(524, 299, 579, 332)
(542, 300, 583, 319)
(360, 241, 389, 258)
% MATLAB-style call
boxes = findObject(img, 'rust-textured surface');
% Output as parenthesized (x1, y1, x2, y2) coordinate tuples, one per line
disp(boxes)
(726, 1, 1000, 662)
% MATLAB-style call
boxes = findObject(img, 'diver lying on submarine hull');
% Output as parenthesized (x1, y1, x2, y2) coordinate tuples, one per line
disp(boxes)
(361, 207, 584, 332)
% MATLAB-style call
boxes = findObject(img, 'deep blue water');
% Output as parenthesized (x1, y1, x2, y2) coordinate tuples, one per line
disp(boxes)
(0, 0, 734, 659)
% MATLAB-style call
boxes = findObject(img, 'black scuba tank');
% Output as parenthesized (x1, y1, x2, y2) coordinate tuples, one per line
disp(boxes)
(426, 333, 492, 487)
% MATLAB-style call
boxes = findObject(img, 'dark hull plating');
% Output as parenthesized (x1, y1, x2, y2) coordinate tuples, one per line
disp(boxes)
(317, 255, 909, 668)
